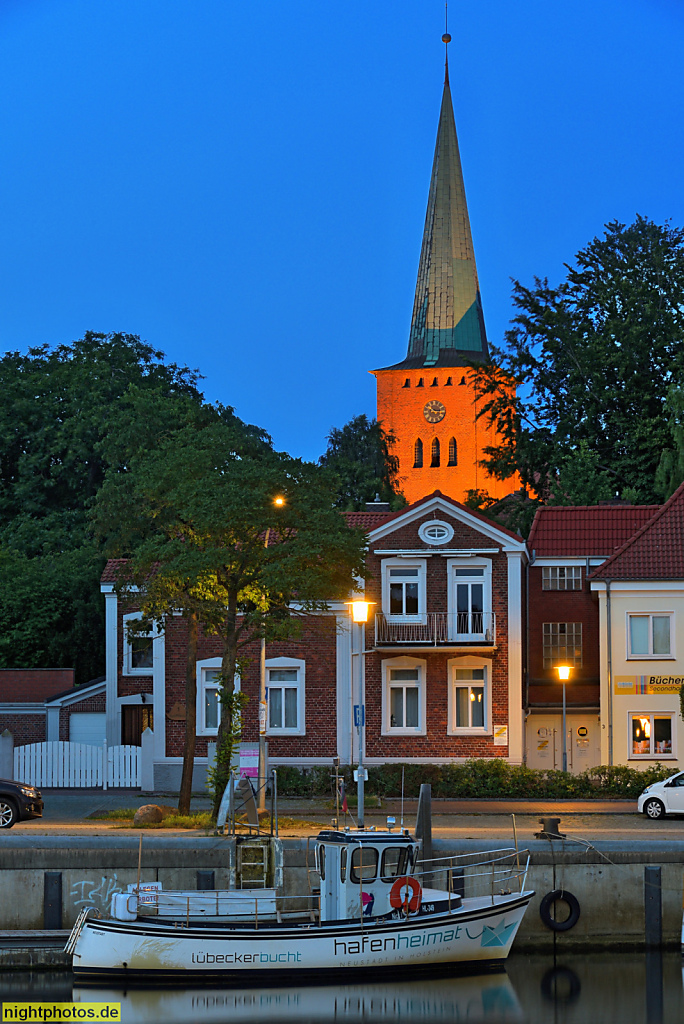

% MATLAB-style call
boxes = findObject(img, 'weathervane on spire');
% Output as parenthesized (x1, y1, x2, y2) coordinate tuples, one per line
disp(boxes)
(442, 3, 451, 86)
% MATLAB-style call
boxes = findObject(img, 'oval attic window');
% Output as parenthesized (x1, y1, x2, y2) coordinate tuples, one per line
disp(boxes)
(419, 520, 454, 546)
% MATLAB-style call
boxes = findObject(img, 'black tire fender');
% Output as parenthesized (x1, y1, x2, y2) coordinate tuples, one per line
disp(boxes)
(539, 889, 581, 932)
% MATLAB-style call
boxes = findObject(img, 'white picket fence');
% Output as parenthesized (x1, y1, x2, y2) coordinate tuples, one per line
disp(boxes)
(14, 741, 141, 789)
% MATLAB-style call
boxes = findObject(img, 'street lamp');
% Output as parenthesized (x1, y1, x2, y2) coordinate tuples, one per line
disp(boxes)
(258, 495, 286, 813)
(347, 599, 375, 829)
(556, 665, 571, 773)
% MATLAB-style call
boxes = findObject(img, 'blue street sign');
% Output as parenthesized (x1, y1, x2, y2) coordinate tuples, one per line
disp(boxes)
(354, 705, 365, 727)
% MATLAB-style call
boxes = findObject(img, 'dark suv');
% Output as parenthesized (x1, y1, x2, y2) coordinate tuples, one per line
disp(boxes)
(0, 778, 43, 828)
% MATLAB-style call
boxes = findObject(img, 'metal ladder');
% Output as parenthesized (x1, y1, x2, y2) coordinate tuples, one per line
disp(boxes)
(64, 907, 98, 954)
(238, 841, 269, 888)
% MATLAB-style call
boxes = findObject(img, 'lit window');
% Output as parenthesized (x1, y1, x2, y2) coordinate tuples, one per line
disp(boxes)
(542, 566, 582, 591)
(265, 659, 305, 735)
(628, 614, 672, 658)
(543, 623, 583, 669)
(413, 439, 423, 468)
(451, 667, 487, 732)
(629, 713, 674, 758)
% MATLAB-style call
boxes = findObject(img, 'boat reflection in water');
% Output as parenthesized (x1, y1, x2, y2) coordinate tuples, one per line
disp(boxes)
(73, 969, 523, 1023)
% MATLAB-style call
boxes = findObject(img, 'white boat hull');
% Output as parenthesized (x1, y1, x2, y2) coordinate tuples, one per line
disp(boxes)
(72, 891, 533, 982)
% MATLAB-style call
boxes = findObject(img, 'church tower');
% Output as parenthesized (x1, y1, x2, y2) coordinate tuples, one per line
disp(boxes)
(372, 38, 516, 505)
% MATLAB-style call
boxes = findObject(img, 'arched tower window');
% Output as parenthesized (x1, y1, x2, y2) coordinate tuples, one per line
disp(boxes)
(413, 439, 423, 468)
(448, 438, 458, 466)
(431, 438, 440, 468)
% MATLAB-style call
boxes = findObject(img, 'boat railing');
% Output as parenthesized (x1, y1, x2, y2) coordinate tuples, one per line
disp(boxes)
(415, 847, 530, 903)
(135, 889, 322, 926)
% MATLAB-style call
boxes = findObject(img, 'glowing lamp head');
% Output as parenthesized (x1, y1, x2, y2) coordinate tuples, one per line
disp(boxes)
(273, 496, 285, 507)
(350, 601, 371, 623)
(556, 666, 571, 681)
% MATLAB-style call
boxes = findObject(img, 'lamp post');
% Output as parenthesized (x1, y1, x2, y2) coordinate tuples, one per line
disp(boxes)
(258, 495, 286, 813)
(348, 599, 373, 830)
(556, 665, 571, 773)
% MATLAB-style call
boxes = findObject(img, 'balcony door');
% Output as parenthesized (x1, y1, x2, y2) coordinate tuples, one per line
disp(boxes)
(452, 566, 487, 640)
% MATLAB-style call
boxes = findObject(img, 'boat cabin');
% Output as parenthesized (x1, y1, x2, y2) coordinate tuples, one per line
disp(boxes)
(314, 829, 422, 922)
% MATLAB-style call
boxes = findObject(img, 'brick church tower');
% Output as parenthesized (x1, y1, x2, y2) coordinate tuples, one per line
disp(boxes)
(372, 44, 516, 505)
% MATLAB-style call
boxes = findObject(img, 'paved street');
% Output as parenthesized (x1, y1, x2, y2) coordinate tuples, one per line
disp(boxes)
(6, 791, 684, 842)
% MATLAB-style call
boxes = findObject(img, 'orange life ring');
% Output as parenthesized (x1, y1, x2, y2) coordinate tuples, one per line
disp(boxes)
(389, 875, 422, 913)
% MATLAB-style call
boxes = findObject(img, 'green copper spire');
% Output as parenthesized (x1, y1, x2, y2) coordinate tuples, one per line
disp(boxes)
(405, 56, 489, 368)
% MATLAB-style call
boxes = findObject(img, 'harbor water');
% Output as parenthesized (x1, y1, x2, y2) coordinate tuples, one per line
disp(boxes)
(1, 951, 682, 1023)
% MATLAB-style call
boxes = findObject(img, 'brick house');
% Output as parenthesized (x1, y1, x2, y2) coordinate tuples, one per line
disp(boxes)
(100, 491, 528, 789)
(525, 503, 658, 772)
(0, 669, 106, 748)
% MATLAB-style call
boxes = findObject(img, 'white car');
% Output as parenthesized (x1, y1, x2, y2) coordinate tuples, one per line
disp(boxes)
(638, 772, 684, 818)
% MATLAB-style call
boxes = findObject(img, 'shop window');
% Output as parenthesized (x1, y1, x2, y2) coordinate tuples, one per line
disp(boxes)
(629, 713, 675, 758)
(543, 622, 583, 669)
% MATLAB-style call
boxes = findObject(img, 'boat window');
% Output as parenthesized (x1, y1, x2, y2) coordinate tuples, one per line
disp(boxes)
(350, 847, 378, 883)
(380, 846, 410, 881)
(340, 848, 347, 882)
(318, 845, 326, 881)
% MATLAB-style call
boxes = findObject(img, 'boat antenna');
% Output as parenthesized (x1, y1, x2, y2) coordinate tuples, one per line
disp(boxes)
(400, 766, 405, 829)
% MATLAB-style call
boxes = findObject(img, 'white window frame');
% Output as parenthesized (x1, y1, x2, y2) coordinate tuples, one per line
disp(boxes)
(447, 657, 492, 736)
(381, 558, 427, 623)
(542, 566, 582, 591)
(446, 558, 492, 641)
(122, 612, 155, 676)
(195, 657, 241, 737)
(628, 712, 676, 760)
(265, 657, 306, 737)
(381, 656, 427, 736)
(418, 520, 454, 546)
(626, 612, 675, 660)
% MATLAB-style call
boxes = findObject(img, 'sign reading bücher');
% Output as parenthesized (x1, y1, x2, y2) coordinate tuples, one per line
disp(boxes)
(614, 675, 684, 695)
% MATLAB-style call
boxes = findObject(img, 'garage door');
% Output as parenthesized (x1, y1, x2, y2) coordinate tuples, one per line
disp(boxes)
(69, 713, 106, 746)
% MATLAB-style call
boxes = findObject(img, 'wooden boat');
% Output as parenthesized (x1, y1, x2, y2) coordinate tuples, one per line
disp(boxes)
(69, 829, 533, 982)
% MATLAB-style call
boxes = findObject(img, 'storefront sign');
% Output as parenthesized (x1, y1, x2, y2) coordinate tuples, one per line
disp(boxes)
(614, 675, 684, 695)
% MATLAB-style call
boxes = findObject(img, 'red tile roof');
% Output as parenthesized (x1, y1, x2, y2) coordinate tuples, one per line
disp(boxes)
(590, 482, 684, 580)
(527, 504, 659, 557)
(344, 511, 394, 530)
(100, 559, 130, 584)
(0, 669, 75, 702)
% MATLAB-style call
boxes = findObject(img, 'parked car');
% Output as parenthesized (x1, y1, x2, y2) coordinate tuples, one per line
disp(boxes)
(0, 778, 43, 828)
(638, 772, 684, 819)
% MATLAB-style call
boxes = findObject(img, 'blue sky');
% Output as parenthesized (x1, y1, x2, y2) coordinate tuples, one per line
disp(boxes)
(1, 0, 683, 461)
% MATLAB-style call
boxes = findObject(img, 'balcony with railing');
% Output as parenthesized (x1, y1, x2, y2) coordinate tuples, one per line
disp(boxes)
(374, 612, 496, 647)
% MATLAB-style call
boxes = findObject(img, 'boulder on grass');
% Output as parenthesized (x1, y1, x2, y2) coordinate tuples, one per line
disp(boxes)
(134, 804, 164, 825)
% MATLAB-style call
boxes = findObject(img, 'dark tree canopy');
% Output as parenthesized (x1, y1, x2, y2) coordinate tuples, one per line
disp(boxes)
(319, 414, 405, 510)
(0, 332, 205, 682)
(472, 217, 684, 506)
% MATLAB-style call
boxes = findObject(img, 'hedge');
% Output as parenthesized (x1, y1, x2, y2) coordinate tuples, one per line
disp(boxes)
(274, 760, 675, 801)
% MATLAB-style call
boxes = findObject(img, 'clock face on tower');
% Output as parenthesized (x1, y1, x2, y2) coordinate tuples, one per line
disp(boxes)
(423, 400, 446, 424)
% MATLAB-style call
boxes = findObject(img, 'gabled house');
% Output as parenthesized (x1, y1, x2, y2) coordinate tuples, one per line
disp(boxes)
(589, 483, 684, 769)
(100, 491, 528, 789)
(526, 504, 658, 772)
(0, 669, 106, 748)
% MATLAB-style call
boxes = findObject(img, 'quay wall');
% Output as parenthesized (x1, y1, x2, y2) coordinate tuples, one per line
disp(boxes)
(0, 836, 682, 951)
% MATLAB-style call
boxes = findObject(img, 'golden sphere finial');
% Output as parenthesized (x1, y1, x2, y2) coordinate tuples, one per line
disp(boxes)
(442, 33, 451, 43)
